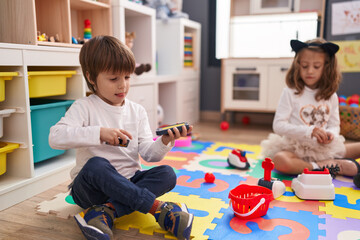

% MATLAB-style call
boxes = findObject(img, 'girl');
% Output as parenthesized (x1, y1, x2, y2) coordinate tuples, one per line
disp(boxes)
(261, 38, 360, 184)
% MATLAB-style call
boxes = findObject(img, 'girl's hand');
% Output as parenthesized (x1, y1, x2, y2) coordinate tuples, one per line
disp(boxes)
(311, 127, 331, 144)
(100, 127, 133, 146)
(161, 125, 193, 146)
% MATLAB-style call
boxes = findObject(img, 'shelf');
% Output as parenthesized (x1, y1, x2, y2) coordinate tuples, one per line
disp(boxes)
(233, 87, 260, 91)
(70, 0, 111, 10)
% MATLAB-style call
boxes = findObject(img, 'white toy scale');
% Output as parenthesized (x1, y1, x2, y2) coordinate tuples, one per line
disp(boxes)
(291, 168, 335, 200)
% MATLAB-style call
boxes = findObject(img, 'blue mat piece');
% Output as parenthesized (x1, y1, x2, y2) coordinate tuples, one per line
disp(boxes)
(173, 169, 246, 202)
(334, 194, 360, 210)
(205, 207, 326, 240)
(171, 140, 213, 154)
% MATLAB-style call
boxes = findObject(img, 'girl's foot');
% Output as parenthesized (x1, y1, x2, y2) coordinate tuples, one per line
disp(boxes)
(316, 159, 360, 177)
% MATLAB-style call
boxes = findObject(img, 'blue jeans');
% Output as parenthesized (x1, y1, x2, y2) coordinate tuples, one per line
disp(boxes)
(70, 157, 177, 217)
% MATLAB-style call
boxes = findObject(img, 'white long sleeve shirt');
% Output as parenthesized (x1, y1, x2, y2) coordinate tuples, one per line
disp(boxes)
(273, 86, 340, 140)
(49, 94, 172, 180)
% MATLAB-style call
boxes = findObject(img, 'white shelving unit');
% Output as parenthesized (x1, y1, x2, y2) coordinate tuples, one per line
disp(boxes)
(112, 0, 156, 76)
(0, 3, 201, 211)
(0, 43, 83, 211)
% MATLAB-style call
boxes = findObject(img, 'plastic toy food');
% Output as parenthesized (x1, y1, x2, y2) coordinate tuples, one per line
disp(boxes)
(204, 172, 215, 183)
(291, 168, 335, 200)
(227, 149, 250, 170)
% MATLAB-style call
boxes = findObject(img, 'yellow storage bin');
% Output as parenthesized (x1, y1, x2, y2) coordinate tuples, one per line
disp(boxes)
(28, 71, 77, 98)
(0, 142, 20, 175)
(0, 72, 18, 102)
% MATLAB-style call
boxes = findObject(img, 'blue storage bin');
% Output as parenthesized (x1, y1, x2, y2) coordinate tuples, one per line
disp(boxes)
(30, 99, 74, 163)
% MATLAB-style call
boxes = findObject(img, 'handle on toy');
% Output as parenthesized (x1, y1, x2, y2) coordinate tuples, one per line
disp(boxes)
(230, 198, 265, 217)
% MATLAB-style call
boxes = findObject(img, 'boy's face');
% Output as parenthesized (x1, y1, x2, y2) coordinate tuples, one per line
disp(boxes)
(90, 71, 131, 106)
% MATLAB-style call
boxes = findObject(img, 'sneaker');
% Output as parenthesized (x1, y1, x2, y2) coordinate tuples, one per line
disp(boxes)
(316, 158, 360, 178)
(155, 202, 194, 240)
(74, 205, 115, 240)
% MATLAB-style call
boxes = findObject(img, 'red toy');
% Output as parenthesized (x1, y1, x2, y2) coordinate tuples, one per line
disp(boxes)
(228, 184, 274, 219)
(242, 116, 250, 125)
(220, 121, 229, 131)
(257, 158, 286, 198)
(204, 172, 215, 183)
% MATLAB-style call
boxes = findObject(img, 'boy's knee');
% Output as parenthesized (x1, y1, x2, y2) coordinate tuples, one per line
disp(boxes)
(158, 165, 177, 188)
(83, 157, 111, 172)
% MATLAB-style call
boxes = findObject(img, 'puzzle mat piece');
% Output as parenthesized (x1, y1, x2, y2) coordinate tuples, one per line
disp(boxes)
(141, 151, 199, 170)
(205, 206, 325, 240)
(173, 169, 245, 201)
(247, 158, 294, 181)
(319, 187, 360, 219)
(203, 142, 262, 159)
(319, 215, 360, 240)
(337, 230, 360, 240)
(36, 192, 82, 219)
(183, 154, 258, 176)
(114, 192, 228, 240)
(333, 175, 357, 188)
(239, 176, 326, 215)
(170, 140, 214, 154)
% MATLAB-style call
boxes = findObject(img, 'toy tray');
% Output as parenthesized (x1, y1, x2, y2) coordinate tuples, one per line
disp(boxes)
(228, 184, 274, 219)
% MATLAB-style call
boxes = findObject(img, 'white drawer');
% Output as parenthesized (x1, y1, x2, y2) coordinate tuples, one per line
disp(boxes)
(182, 79, 199, 101)
(0, 48, 22, 65)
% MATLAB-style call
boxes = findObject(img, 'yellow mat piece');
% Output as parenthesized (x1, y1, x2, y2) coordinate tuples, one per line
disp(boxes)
(114, 192, 228, 240)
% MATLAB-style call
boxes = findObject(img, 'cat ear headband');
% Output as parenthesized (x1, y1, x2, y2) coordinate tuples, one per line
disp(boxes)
(290, 39, 339, 56)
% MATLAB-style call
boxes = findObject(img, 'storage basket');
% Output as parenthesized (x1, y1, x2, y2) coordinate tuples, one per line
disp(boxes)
(30, 99, 74, 163)
(28, 70, 77, 98)
(228, 184, 274, 219)
(0, 142, 20, 175)
(339, 106, 360, 141)
(0, 72, 18, 102)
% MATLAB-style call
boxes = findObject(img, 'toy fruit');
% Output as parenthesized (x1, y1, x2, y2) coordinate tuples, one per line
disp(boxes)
(205, 172, 215, 183)
(220, 121, 229, 131)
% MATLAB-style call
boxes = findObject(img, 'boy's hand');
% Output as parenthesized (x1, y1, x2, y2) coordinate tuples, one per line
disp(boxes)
(100, 127, 133, 146)
(161, 125, 193, 146)
(311, 127, 332, 144)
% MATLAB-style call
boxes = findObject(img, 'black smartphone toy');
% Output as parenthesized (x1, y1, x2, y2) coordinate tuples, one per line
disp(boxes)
(118, 138, 129, 147)
(106, 138, 129, 147)
(156, 122, 190, 136)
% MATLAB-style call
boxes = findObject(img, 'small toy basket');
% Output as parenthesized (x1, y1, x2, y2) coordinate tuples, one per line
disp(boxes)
(339, 106, 360, 140)
(228, 184, 274, 219)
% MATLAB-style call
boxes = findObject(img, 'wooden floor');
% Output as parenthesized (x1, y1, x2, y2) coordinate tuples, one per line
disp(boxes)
(0, 121, 273, 240)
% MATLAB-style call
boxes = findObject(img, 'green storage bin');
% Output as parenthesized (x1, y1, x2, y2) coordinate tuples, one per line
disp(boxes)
(30, 99, 74, 163)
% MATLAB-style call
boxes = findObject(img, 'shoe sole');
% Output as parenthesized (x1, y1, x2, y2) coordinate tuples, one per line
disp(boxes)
(74, 214, 110, 240)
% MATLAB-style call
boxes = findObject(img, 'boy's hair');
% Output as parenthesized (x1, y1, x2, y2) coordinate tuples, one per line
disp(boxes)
(79, 35, 136, 93)
(286, 38, 342, 101)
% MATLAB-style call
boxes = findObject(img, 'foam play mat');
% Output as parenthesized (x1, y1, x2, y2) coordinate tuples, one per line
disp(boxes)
(36, 140, 360, 239)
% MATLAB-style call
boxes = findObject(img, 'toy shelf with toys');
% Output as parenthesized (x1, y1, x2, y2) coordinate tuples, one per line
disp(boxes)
(0, 43, 83, 211)
(0, 0, 112, 47)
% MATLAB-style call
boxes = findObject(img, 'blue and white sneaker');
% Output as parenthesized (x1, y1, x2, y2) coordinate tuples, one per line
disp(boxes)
(74, 205, 115, 240)
(154, 202, 194, 240)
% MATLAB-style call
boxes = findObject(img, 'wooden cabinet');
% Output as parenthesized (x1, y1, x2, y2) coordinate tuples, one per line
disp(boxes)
(221, 58, 291, 113)
(0, 0, 112, 47)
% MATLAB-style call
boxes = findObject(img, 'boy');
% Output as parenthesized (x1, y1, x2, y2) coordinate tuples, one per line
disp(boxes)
(49, 35, 194, 240)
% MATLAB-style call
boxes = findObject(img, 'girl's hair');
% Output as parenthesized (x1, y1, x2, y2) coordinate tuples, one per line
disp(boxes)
(285, 38, 342, 101)
(79, 35, 136, 93)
